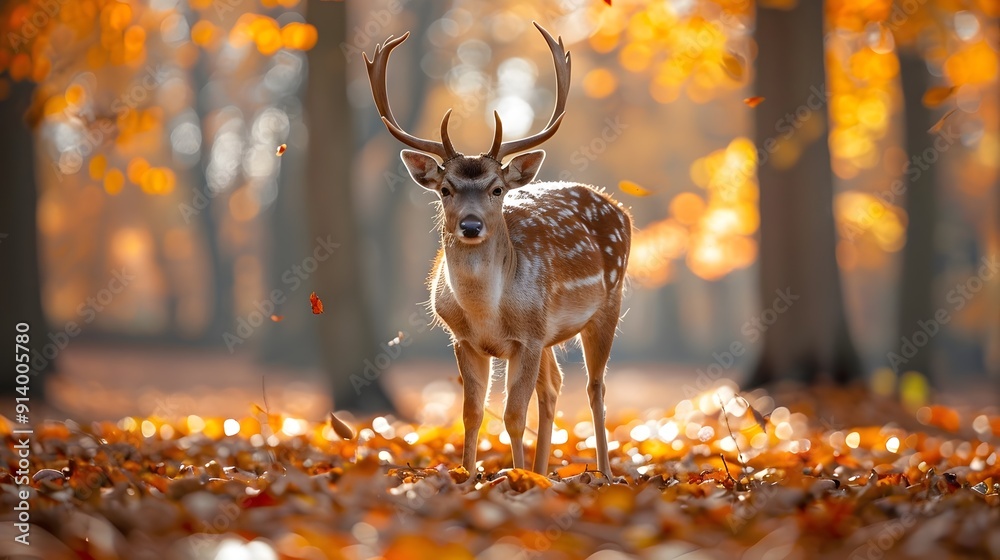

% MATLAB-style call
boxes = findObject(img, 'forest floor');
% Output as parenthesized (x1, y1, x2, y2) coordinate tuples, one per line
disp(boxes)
(1, 345, 999, 559)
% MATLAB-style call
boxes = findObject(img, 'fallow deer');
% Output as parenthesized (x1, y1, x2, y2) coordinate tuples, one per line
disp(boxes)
(364, 23, 631, 478)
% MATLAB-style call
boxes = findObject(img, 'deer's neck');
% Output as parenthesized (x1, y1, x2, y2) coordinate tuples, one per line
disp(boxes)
(442, 230, 517, 316)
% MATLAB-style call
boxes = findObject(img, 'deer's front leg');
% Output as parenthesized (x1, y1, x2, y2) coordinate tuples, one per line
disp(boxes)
(456, 343, 490, 474)
(504, 344, 543, 470)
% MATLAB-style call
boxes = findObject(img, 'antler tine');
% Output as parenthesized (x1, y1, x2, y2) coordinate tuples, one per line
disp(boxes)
(440, 109, 457, 158)
(364, 33, 456, 160)
(486, 111, 503, 159)
(495, 22, 572, 161)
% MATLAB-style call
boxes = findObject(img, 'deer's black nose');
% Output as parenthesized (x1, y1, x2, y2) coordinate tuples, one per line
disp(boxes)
(459, 215, 483, 238)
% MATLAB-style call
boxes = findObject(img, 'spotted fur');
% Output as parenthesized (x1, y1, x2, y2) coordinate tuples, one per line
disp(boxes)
(411, 152, 631, 478)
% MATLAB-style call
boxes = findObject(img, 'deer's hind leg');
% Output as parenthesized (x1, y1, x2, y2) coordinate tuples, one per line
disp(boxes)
(532, 346, 562, 474)
(579, 299, 621, 479)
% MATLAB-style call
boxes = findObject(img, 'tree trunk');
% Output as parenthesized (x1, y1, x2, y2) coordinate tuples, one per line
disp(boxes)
(192, 54, 235, 343)
(0, 82, 51, 397)
(749, 0, 863, 385)
(304, 0, 394, 412)
(892, 51, 937, 382)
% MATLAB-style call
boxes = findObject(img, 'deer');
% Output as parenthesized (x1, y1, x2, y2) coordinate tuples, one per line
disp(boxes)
(364, 23, 631, 479)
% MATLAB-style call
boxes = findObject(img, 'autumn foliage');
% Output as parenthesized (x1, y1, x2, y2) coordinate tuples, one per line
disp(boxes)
(2, 385, 999, 557)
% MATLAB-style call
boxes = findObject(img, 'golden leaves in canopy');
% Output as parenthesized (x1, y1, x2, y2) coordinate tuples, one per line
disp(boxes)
(584, 0, 752, 103)
(0, 0, 316, 206)
(629, 139, 760, 285)
(229, 14, 317, 55)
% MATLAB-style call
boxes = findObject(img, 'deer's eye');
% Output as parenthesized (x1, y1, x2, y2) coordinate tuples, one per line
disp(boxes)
(440, 187, 451, 197)
(492, 187, 503, 197)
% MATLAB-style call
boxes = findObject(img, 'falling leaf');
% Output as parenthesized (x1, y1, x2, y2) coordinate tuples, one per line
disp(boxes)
(619, 180, 653, 197)
(928, 108, 957, 134)
(743, 96, 765, 108)
(270, 315, 283, 322)
(721, 53, 745, 81)
(387, 331, 405, 347)
(310, 292, 324, 314)
(276, 143, 287, 156)
(922, 86, 956, 108)
(329, 412, 356, 440)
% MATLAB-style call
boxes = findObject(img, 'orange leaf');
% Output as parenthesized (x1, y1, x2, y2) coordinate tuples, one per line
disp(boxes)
(603, 0, 612, 4)
(329, 412, 356, 440)
(619, 180, 652, 197)
(448, 466, 470, 484)
(743, 96, 765, 108)
(506, 468, 553, 491)
(270, 314, 283, 322)
(555, 463, 589, 479)
(922, 86, 956, 108)
(276, 143, 287, 156)
(309, 292, 324, 314)
(928, 108, 957, 134)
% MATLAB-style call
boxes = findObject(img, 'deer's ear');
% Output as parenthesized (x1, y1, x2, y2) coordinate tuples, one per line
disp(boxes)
(401, 150, 444, 191)
(502, 150, 545, 189)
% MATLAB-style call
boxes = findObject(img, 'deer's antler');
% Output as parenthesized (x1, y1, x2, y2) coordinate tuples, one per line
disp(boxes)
(487, 22, 571, 162)
(364, 34, 459, 161)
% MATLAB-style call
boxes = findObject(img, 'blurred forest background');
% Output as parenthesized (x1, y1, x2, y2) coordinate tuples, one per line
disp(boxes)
(0, 0, 997, 419)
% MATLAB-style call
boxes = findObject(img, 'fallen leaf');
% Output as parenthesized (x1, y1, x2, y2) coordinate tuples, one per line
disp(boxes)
(310, 292, 324, 314)
(270, 314, 283, 322)
(329, 412, 356, 440)
(276, 143, 287, 156)
(555, 463, 589, 479)
(739, 395, 770, 432)
(505, 468, 553, 491)
(448, 466, 470, 484)
(928, 108, 957, 134)
(743, 96, 765, 108)
(922, 86, 956, 108)
(619, 180, 652, 197)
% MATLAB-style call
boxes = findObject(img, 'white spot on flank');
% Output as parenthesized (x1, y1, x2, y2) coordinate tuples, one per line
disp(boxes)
(608, 233, 617, 242)
(609, 269, 618, 284)
(605, 246, 614, 255)
(558, 272, 604, 292)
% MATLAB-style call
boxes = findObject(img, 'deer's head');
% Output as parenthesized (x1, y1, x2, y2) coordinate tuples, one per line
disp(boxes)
(364, 23, 571, 245)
